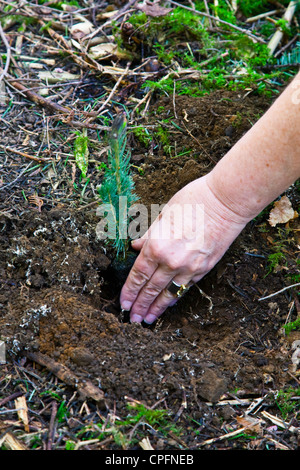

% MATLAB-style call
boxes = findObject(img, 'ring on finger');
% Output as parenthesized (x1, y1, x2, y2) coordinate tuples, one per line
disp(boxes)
(166, 280, 193, 298)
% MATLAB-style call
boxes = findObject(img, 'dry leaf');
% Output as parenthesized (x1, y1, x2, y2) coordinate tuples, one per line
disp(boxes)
(70, 21, 94, 39)
(139, 437, 154, 450)
(96, 10, 118, 20)
(38, 71, 80, 83)
(236, 415, 263, 434)
(268, 195, 298, 227)
(136, 0, 172, 17)
(89, 43, 132, 60)
(0, 431, 28, 450)
(291, 340, 300, 372)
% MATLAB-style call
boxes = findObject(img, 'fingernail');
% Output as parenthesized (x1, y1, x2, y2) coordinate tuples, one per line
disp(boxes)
(121, 300, 132, 311)
(143, 314, 157, 325)
(130, 313, 143, 323)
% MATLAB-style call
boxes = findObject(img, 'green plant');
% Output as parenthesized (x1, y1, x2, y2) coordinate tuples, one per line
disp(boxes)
(98, 113, 138, 259)
(278, 43, 300, 66)
(265, 251, 286, 275)
(132, 126, 152, 148)
(237, 0, 269, 17)
(275, 386, 300, 420)
(275, 18, 292, 37)
(73, 129, 89, 178)
(155, 125, 173, 155)
(283, 317, 300, 336)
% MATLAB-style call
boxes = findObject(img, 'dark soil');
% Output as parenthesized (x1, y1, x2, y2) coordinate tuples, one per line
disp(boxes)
(1, 89, 300, 450)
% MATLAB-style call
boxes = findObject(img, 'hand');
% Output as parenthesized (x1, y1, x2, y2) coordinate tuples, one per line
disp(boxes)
(120, 175, 250, 324)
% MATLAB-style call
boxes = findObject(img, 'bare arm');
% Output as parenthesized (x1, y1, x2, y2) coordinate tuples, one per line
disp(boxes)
(208, 71, 300, 220)
(120, 71, 300, 324)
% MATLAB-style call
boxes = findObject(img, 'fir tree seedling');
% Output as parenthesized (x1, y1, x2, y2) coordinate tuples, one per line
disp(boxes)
(98, 113, 138, 259)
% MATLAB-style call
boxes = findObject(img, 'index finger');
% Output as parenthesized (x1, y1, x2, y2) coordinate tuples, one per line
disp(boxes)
(120, 247, 158, 311)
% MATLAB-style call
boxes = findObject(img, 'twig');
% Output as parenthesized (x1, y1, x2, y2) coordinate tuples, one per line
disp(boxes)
(0, 161, 33, 192)
(131, 88, 153, 117)
(246, 9, 282, 23)
(197, 420, 263, 447)
(0, 391, 25, 407)
(274, 33, 299, 58)
(168, 0, 266, 43)
(180, 121, 217, 164)
(84, 0, 137, 40)
(25, 351, 105, 407)
(47, 401, 57, 450)
(3, 70, 109, 130)
(0, 22, 11, 82)
(203, 0, 213, 28)
(258, 282, 300, 301)
(96, 61, 131, 114)
(0, 145, 52, 163)
(267, 0, 298, 55)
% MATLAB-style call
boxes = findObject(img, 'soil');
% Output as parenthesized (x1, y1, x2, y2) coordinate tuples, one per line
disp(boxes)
(1, 90, 300, 450)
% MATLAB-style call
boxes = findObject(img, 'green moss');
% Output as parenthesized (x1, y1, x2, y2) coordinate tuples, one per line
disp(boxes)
(132, 126, 152, 148)
(283, 317, 300, 336)
(275, 387, 300, 420)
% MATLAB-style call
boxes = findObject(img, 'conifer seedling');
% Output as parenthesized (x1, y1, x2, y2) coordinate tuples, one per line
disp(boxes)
(98, 113, 138, 259)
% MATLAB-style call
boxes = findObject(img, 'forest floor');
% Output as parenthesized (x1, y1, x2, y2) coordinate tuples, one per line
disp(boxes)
(0, 0, 299, 452)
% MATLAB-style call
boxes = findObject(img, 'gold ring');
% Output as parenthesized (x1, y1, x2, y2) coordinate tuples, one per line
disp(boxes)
(166, 280, 192, 298)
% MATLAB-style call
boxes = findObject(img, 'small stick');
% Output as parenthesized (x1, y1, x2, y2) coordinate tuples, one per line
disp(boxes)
(96, 61, 131, 114)
(26, 351, 105, 406)
(267, 0, 298, 55)
(0, 145, 52, 162)
(47, 401, 57, 451)
(84, 0, 137, 40)
(197, 420, 263, 447)
(0, 23, 11, 82)
(246, 9, 281, 23)
(258, 282, 300, 301)
(168, 0, 266, 43)
(0, 391, 24, 407)
(3, 71, 109, 130)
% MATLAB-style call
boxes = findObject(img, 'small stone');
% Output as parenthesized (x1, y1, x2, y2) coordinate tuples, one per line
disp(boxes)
(196, 368, 228, 403)
(70, 347, 94, 366)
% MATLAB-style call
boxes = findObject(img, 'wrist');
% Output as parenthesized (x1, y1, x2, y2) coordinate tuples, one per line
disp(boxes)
(205, 157, 267, 223)
(199, 173, 254, 227)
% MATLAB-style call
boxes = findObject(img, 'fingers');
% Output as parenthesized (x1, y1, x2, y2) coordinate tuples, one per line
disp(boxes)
(129, 269, 180, 323)
(142, 276, 192, 325)
(119, 247, 158, 312)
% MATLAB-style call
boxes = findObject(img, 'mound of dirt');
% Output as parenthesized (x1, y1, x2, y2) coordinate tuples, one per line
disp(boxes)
(1, 91, 299, 447)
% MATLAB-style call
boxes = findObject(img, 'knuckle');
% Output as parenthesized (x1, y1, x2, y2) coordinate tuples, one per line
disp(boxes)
(143, 283, 161, 298)
(150, 243, 164, 260)
(130, 266, 151, 287)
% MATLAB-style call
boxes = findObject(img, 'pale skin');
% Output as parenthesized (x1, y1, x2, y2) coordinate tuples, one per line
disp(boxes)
(120, 70, 300, 324)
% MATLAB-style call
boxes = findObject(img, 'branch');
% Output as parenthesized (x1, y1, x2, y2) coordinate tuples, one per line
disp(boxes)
(258, 282, 300, 301)
(0, 22, 11, 82)
(168, 0, 266, 44)
(267, 0, 298, 55)
(26, 351, 106, 406)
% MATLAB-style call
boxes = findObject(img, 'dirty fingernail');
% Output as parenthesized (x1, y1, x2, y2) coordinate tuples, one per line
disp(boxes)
(121, 300, 132, 311)
(130, 313, 143, 323)
(143, 314, 157, 325)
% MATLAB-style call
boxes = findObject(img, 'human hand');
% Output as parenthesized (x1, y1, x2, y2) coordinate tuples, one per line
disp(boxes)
(120, 175, 250, 324)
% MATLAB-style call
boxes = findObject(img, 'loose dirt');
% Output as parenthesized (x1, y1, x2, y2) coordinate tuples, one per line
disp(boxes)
(1, 90, 299, 449)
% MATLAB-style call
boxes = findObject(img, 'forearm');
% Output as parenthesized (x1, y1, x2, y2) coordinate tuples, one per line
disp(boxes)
(207, 71, 300, 220)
